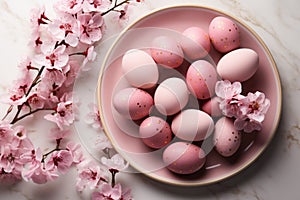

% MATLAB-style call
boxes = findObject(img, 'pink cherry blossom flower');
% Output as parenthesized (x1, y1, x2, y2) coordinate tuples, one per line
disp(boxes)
(41, 69, 65, 88)
(215, 80, 245, 118)
(85, 103, 102, 130)
(78, 13, 103, 45)
(76, 160, 108, 192)
(66, 141, 84, 164)
(30, 6, 50, 29)
(101, 154, 128, 172)
(48, 15, 80, 47)
(0, 145, 18, 173)
(63, 60, 81, 87)
(0, 121, 14, 145)
(95, 134, 112, 152)
(17, 57, 38, 72)
(234, 91, 270, 133)
(27, 93, 46, 110)
(234, 117, 263, 133)
(219, 96, 245, 118)
(61, 92, 80, 119)
(81, 46, 97, 71)
(0, 138, 33, 178)
(44, 101, 75, 129)
(215, 80, 242, 99)
(12, 125, 27, 140)
(49, 127, 71, 140)
(29, 6, 47, 51)
(240, 91, 270, 118)
(0, 169, 21, 185)
(38, 68, 71, 107)
(92, 183, 122, 200)
(54, 0, 84, 14)
(30, 165, 59, 184)
(46, 150, 73, 174)
(29, 29, 43, 51)
(92, 183, 132, 200)
(22, 148, 59, 184)
(0, 72, 32, 106)
(34, 41, 69, 70)
(121, 187, 133, 200)
(82, 0, 111, 12)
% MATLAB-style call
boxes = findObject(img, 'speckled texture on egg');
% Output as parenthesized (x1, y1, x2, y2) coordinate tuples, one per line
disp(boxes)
(113, 88, 153, 120)
(213, 117, 241, 157)
(209, 16, 240, 53)
(163, 142, 206, 174)
(186, 60, 218, 100)
(139, 116, 172, 149)
(150, 36, 184, 68)
(181, 27, 211, 60)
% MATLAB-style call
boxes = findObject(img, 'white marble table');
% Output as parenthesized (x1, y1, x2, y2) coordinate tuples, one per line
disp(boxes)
(0, 0, 299, 199)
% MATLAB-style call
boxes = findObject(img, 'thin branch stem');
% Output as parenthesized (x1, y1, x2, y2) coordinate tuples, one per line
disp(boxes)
(10, 66, 45, 124)
(11, 107, 53, 124)
(41, 139, 62, 163)
(2, 105, 13, 120)
(101, 0, 130, 16)
(69, 52, 84, 56)
(110, 169, 119, 187)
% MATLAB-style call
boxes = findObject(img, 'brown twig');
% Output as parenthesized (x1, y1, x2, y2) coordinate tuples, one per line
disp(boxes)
(101, 0, 130, 16)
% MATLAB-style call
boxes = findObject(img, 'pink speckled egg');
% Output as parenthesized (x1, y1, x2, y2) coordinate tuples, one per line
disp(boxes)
(217, 48, 259, 82)
(163, 142, 206, 174)
(209, 16, 240, 53)
(171, 109, 214, 141)
(122, 49, 158, 89)
(213, 117, 241, 157)
(150, 36, 184, 68)
(186, 60, 218, 100)
(113, 88, 153, 120)
(202, 96, 222, 117)
(139, 116, 172, 149)
(181, 27, 211, 60)
(154, 78, 189, 116)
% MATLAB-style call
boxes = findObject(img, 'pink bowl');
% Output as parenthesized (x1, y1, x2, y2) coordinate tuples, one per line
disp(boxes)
(97, 5, 282, 186)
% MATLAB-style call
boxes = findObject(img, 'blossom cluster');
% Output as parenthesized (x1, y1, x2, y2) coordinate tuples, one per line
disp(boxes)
(0, 0, 138, 199)
(215, 80, 270, 133)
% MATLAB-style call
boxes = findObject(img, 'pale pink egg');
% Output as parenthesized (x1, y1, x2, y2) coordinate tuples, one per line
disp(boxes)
(217, 48, 259, 82)
(209, 16, 240, 53)
(171, 109, 214, 141)
(150, 36, 184, 68)
(181, 27, 211, 60)
(122, 49, 158, 89)
(139, 116, 172, 149)
(202, 96, 222, 117)
(186, 60, 218, 100)
(113, 88, 153, 120)
(213, 117, 241, 157)
(163, 142, 206, 174)
(154, 78, 189, 116)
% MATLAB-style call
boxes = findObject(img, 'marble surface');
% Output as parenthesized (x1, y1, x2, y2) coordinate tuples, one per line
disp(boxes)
(0, 0, 299, 199)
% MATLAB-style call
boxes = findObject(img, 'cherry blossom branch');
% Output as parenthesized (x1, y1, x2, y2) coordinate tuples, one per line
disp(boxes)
(101, 0, 130, 16)
(41, 138, 62, 163)
(0, 1, 138, 198)
(109, 168, 119, 187)
(10, 66, 45, 124)
(11, 107, 54, 124)
(1, 105, 13, 120)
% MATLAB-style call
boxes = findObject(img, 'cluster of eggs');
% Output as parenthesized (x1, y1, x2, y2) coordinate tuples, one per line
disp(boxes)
(113, 16, 259, 175)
